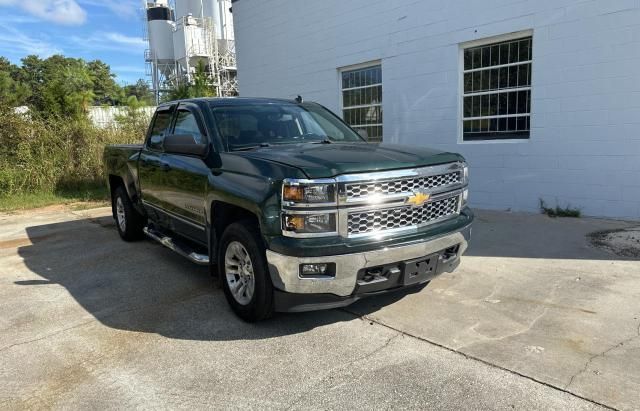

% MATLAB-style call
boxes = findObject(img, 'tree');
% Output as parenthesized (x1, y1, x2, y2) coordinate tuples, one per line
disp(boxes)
(0, 57, 19, 76)
(167, 83, 192, 101)
(191, 60, 216, 98)
(0, 71, 31, 107)
(1, 53, 140, 116)
(42, 60, 95, 119)
(123, 79, 154, 105)
(0, 57, 30, 107)
(165, 61, 216, 101)
(87, 60, 121, 105)
(17, 55, 46, 110)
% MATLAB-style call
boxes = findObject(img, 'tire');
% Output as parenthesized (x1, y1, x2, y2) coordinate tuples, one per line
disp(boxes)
(218, 221, 274, 322)
(113, 186, 145, 241)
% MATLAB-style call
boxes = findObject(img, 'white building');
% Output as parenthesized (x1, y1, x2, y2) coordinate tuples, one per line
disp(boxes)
(232, 0, 640, 219)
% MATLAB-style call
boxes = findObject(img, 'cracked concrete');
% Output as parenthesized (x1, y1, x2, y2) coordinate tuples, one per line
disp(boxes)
(0, 206, 638, 409)
(565, 320, 640, 391)
(349, 210, 640, 410)
(285, 332, 403, 410)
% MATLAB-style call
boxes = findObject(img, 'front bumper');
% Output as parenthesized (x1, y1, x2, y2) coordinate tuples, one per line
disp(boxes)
(266, 223, 471, 311)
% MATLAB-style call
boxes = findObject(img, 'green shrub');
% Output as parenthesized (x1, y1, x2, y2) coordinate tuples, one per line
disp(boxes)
(539, 199, 581, 218)
(0, 104, 146, 198)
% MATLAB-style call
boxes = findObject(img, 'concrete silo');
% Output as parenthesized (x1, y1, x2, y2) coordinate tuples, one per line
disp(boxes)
(144, 0, 238, 103)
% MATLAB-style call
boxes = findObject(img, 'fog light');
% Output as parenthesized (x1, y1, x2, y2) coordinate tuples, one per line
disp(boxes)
(300, 263, 328, 276)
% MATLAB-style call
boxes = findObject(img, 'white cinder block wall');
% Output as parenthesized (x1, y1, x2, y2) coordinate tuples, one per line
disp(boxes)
(232, 0, 640, 219)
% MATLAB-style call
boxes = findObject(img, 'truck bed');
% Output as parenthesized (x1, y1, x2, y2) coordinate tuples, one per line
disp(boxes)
(103, 144, 144, 200)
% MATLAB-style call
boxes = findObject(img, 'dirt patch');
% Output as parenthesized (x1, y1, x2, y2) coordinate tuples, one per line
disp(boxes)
(589, 227, 640, 258)
(0, 202, 108, 217)
(68, 201, 109, 211)
(0, 204, 67, 217)
(0, 234, 58, 249)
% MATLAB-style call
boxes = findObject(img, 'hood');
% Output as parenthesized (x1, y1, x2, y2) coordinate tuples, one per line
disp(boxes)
(237, 142, 463, 179)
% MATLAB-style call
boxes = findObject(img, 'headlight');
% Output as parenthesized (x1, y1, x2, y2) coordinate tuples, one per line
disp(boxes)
(281, 179, 338, 237)
(282, 182, 336, 204)
(282, 212, 337, 235)
(462, 163, 469, 182)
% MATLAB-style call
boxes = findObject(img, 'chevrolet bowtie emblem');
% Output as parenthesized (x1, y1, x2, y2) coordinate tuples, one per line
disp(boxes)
(406, 191, 430, 207)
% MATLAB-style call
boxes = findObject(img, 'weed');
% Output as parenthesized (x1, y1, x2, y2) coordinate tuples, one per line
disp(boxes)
(539, 199, 581, 218)
(0, 104, 145, 209)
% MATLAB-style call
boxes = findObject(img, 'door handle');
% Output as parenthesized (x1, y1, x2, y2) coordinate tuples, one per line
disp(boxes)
(160, 163, 171, 171)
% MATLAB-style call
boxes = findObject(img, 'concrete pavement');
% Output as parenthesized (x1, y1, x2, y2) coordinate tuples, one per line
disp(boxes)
(0, 206, 638, 410)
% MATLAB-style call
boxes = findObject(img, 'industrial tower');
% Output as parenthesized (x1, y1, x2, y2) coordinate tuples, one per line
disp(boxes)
(143, 0, 238, 103)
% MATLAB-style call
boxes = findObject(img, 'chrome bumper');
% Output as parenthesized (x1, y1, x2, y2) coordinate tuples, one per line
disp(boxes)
(266, 224, 471, 297)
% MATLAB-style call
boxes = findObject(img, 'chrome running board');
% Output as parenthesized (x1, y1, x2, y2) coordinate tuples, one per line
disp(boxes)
(143, 227, 209, 266)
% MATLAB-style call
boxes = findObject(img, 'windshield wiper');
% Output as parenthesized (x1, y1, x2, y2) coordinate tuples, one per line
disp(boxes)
(310, 137, 333, 144)
(298, 133, 334, 144)
(230, 142, 271, 151)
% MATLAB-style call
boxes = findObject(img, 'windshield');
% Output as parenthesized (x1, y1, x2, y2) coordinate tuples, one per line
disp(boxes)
(210, 102, 365, 151)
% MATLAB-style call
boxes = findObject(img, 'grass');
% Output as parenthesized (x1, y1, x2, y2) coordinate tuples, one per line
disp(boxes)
(0, 104, 148, 212)
(539, 199, 581, 218)
(0, 185, 109, 212)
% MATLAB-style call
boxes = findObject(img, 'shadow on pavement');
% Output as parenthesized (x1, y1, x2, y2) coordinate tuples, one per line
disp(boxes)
(464, 210, 639, 261)
(16, 209, 635, 342)
(15, 216, 417, 341)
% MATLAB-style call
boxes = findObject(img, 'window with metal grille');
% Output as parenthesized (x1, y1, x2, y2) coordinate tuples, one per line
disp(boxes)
(340, 64, 382, 142)
(462, 36, 532, 141)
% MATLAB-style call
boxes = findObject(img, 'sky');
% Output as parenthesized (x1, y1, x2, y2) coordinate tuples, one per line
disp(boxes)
(0, 0, 147, 85)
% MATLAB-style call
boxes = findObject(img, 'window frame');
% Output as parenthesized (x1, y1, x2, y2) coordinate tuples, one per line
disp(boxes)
(169, 103, 209, 146)
(145, 105, 176, 152)
(458, 30, 533, 144)
(338, 60, 383, 142)
(171, 107, 206, 145)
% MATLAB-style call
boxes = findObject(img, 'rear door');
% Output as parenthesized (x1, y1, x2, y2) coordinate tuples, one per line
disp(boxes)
(157, 103, 211, 244)
(138, 106, 175, 223)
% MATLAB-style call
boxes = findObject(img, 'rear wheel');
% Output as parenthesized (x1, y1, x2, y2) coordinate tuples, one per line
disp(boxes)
(218, 221, 274, 322)
(113, 186, 145, 241)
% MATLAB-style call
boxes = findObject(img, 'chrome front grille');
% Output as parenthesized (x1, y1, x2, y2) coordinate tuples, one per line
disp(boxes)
(345, 171, 461, 201)
(347, 195, 460, 236)
(279, 162, 467, 238)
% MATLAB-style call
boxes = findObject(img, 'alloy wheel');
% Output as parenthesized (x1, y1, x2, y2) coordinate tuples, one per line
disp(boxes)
(116, 196, 126, 233)
(224, 241, 255, 305)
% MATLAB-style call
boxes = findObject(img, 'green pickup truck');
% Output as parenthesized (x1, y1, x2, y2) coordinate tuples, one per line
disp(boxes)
(104, 98, 473, 321)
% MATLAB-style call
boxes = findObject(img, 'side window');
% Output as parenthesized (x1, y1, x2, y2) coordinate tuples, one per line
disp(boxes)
(148, 110, 172, 150)
(173, 110, 205, 144)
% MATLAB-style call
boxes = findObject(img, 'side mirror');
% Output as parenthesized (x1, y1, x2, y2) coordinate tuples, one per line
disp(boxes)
(163, 134, 208, 157)
(356, 129, 369, 140)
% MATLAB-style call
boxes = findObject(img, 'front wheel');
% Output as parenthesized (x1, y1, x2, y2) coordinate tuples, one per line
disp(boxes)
(218, 221, 274, 322)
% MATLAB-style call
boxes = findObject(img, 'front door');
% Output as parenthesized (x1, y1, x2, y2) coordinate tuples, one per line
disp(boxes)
(157, 103, 211, 245)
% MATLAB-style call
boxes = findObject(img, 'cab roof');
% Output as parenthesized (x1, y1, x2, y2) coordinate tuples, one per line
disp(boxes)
(157, 97, 306, 110)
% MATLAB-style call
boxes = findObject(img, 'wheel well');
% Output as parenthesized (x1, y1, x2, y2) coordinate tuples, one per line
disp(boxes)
(210, 202, 261, 253)
(211, 201, 259, 236)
